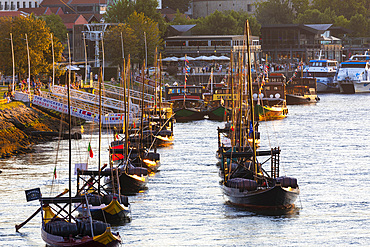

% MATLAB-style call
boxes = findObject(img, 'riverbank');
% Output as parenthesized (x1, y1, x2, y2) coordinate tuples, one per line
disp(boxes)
(0, 101, 68, 158)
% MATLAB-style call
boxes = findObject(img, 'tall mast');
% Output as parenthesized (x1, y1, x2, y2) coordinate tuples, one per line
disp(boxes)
(245, 20, 257, 176)
(98, 66, 102, 195)
(67, 33, 72, 222)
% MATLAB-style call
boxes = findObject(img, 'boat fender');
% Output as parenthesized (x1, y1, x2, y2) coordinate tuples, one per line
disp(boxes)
(275, 176, 298, 188)
(226, 178, 257, 191)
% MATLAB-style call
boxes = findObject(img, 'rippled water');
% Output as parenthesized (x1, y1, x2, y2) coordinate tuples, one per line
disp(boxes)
(1, 94, 370, 246)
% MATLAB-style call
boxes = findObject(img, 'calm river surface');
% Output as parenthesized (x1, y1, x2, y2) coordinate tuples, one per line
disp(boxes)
(0, 93, 370, 246)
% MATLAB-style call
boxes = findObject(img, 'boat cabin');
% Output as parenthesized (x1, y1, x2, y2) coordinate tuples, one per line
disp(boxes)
(164, 85, 204, 101)
(252, 73, 286, 106)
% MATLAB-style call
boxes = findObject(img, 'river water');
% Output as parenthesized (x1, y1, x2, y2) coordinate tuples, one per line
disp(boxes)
(0, 93, 370, 246)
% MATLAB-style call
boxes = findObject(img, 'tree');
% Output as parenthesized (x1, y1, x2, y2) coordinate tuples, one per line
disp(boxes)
(170, 9, 194, 25)
(0, 15, 63, 77)
(225, 10, 261, 36)
(193, 11, 238, 35)
(312, 0, 369, 20)
(294, 8, 334, 24)
(104, 0, 134, 23)
(104, 24, 136, 67)
(104, 0, 166, 36)
(348, 14, 369, 37)
(162, 0, 191, 13)
(255, 0, 295, 25)
(105, 11, 162, 66)
(39, 14, 67, 43)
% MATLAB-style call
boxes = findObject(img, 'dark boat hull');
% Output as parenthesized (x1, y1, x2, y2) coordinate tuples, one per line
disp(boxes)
(221, 184, 299, 209)
(89, 208, 131, 225)
(338, 81, 355, 94)
(286, 94, 319, 105)
(206, 106, 229, 121)
(119, 172, 148, 195)
(41, 227, 121, 247)
(174, 108, 205, 122)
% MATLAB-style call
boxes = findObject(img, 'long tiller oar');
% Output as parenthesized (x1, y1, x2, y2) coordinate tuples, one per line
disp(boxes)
(15, 189, 69, 232)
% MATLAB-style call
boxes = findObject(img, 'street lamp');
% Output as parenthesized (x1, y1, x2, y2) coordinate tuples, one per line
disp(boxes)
(50, 33, 55, 87)
(10, 33, 15, 92)
(25, 34, 31, 94)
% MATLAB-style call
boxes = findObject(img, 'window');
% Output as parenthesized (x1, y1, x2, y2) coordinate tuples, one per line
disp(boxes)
(11, 2, 14, 10)
(29, 1, 32, 8)
(23, 2, 25, 8)
(5, 2, 8, 10)
(17, 2, 19, 8)
(166, 41, 185, 47)
(188, 40, 208, 46)
(247, 4, 252, 12)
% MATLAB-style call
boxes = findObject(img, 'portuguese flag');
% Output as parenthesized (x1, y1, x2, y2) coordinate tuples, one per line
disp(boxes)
(53, 166, 57, 179)
(88, 142, 93, 158)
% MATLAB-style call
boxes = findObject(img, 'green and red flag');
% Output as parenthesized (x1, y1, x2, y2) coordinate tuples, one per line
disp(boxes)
(88, 142, 93, 158)
(53, 166, 57, 179)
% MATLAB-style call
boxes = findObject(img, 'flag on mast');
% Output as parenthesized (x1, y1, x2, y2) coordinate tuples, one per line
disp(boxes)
(88, 142, 93, 158)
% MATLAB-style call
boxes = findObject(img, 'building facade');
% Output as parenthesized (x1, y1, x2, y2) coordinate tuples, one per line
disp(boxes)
(192, 0, 260, 18)
(0, 0, 41, 10)
(260, 24, 347, 63)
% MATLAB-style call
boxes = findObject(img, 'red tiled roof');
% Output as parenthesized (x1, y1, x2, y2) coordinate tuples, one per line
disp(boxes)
(70, 0, 107, 4)
(18, 7, 49, 16)
(0, 11, 26, 17)
(40, 0, 106, 5)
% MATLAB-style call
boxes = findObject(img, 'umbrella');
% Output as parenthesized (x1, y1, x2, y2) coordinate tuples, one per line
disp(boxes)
(195, 56, 212, 61)
(64, 65, 80, 71)
(162, 56, 178, 62)
(208, 55, 220, 60)
(178, 56, 195, 61)
(218, 55, 230, 61)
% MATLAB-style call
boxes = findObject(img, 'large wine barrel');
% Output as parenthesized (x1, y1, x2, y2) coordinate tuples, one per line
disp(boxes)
(79, 220, 110, 237)
(127, 167, 148, 176)
(45, 220, 78, 237)
(226, 178, 257, 191)
(275, 176, 298, 188)
(103, 194, 129, 207)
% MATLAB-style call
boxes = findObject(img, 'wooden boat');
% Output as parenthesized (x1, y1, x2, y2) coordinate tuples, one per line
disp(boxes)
(252, 73, 288, 121)
(74, 70, 131, 225)
(75, 168, 132, 224)
(35, 53, 121, 245)
(286, 78, 320, 104)
(164, 85, 205, 121)
(220, 21, 299, 211)
(40, 197, 122, 247)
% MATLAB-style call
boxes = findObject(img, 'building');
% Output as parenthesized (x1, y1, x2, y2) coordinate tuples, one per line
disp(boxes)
(0, 0, 42, 10)
(260, 24, 348, 63)
(192, 0, 260, 18)
(164, 35, 261, 59)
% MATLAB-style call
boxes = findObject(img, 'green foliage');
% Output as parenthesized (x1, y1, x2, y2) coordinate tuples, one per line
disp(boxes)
(104, 0, 167, 36)
(162, 0, 190, 13)
(255, 0, 295, 25)
(104, 0, 134, 23)
(104, 12, 162, 66)
(312, 0, 369, 20)
(192, 10, 260, 36)
(294, 8, 334, 24)
(170, 9, 194, 25)
(39, 14, 67, 43)
(348, 14, 368, 37)
(0, 15, 64, 77)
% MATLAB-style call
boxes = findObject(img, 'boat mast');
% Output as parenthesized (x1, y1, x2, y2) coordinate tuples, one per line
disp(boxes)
(159, 53, 163, 123)
(230, 50, 235, 146)
(67, 33, 72, 222)
(245, 20, 257, 175)
(98, 66, 102, 196)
